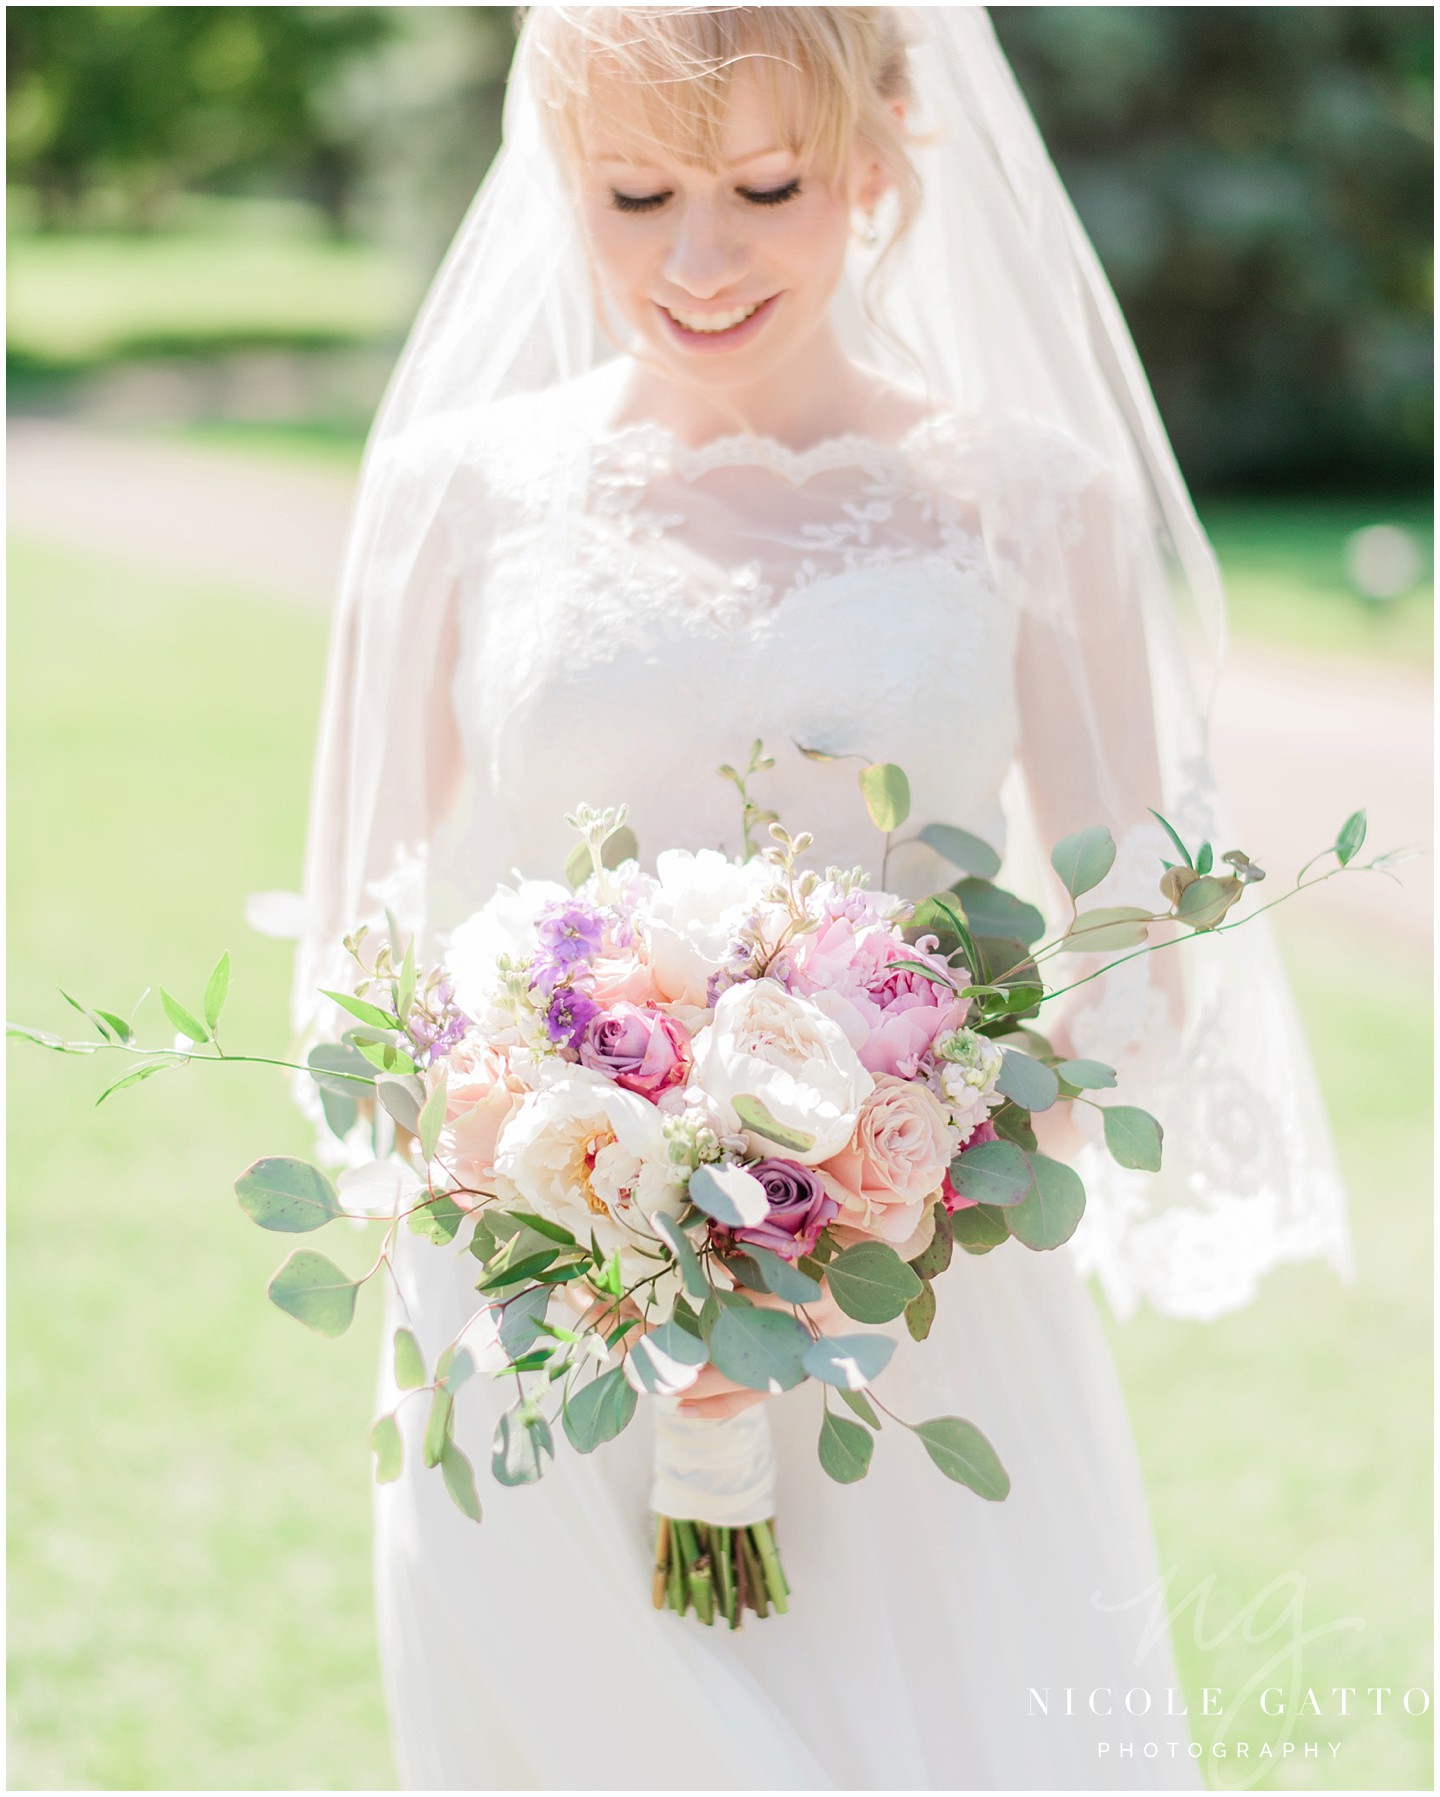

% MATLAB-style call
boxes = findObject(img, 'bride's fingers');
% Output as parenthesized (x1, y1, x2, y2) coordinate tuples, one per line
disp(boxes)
(676, 1387, 767, 1421)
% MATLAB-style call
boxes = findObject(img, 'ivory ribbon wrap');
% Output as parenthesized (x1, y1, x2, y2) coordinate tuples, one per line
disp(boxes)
(650, 1399, 776, 1526)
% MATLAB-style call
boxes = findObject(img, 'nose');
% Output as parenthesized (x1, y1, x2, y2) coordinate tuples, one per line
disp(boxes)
(662, 199, 746, 300)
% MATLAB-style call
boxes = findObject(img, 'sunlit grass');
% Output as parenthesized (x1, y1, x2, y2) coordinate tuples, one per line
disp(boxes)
(6, 533, 1431, 1788)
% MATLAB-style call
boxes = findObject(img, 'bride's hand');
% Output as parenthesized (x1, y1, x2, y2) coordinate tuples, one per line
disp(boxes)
(676, 1280, 849, 1421)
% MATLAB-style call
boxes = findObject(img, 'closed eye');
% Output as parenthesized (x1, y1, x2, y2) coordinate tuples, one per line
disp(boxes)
(609, 189, 671, 214)
(739, 179, 802, 207)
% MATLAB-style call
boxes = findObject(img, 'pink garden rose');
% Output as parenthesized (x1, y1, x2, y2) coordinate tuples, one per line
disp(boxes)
(430, 1033, 527, 1204)
(820, 1074, 955, 1244)
(587, 950, 663, 1009)
(788, 919, 966, 1079)
(940, 1118, 999, 1212)
(578, 1002, 692, 1101)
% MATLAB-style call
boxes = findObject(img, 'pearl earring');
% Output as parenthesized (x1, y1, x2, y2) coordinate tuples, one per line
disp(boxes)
(855, 209, 880, 248)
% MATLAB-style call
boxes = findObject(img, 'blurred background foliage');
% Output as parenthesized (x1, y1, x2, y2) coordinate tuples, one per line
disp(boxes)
(6, 3, 1433, 493)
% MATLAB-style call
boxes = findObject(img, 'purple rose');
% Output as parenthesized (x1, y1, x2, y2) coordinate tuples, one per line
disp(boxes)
(578, 1002, 692, 1101)
(544, 984, 600, 1049)
(718, 1158, 839, 1263)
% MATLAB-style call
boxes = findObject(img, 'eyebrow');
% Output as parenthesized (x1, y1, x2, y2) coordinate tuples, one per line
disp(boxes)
(591, 146, 791, 170)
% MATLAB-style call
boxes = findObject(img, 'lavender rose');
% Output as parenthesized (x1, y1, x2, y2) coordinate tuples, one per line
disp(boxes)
(578, 1002, 692, 1101)
(716, 1158, 839, 1263)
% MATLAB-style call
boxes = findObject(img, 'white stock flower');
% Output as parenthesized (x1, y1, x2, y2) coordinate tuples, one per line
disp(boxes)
(691, 978, 874, 1166)
(641, 848, 773, 1008)
(443, 877, 570, 1018)
(933, 1027, 1004, 1134)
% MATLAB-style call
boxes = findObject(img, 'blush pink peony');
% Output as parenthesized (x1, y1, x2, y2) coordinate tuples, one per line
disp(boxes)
(788, 920, 966, 1079)
(430, 1033, 526, 1203)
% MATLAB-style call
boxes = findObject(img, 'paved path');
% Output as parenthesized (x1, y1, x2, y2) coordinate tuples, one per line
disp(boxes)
(8, 419, 1431, 951)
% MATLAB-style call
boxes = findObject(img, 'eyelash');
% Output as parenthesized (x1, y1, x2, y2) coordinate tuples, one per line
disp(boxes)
(608, 179, 802, 215)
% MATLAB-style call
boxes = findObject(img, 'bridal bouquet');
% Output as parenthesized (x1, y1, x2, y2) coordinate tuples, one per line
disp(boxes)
(12, 746, 1399, 1628)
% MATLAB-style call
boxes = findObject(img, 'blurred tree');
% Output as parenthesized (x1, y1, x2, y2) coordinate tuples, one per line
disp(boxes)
(6, 7, 398, 232)
(992, 5, 1433, 491)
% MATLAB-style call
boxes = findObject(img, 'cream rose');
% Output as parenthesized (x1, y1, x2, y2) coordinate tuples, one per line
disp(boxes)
(820, 1075, 956, 1244)
(690, 978, 874, 1166)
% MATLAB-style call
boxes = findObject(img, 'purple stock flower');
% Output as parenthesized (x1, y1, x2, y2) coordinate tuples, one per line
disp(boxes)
(544, 984, 600, 1049)
(405, 976, 472, 1067)
(535, 900, 605, 968)
(715, 1158, 839, 1263)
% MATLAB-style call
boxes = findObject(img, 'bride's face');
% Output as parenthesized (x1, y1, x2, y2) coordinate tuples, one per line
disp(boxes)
(575, 65, 883, 391)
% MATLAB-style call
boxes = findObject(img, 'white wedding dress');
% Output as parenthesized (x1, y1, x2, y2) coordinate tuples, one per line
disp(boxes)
(363, 359, 1205, 1791)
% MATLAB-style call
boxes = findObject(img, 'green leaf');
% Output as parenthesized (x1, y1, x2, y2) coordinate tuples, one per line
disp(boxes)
(319, 988, 398, 1031)
(563, 1365, 638, 1453)
(1174, 875, 1243, 930)
(1056, 1058, 1117, 1091)
(160, 987, 209, 1044)
(996, 1049, 1060, 1114)
(803, 1332, 896, 1389)
(417, 1073, 447, 1163)
(912, 1417, 1010, 1499)
(497, 1284, 551, 1360)
(422, 1388, 453, 1469)
(475, 1248, 559, 1292)
(202, 952, 231, 1032)
(948, 1139, 1032, 1208)
(369, 1414, 402, 1484)
(652, 1213, 709, 1301)
(1058, 907, 1153, 953)
(951, 1203, 1011, 1253)
(838, 1387, 882, 1428)
(93, 1008, 135, 1044)
(603, 824, 640, 869)
(60, 990, 115, 1042)
(267, 1251, 359, 1338)
(859, 762, 911, 832)
(746, 1244, 823, 1305)
(1050, 826, 1116, 900)
(908, 892, 982, 980)
(625, 1321, 708, 1394)
(1003, 1152, 1086, 1250)
(951, 879, 1046, 948)
(1101, 1105, 1164, 1172)
(436, 1344, 476, 1393)
(818, 1411, 874, 1483)
(1335, 809, 1368, 867)
(95, 1059, 173, 1103)
(918, 822, 1002, 880)
(396, 939, 417, 1022)
(1195, 840, 1214, 876)
(235, 1156, 342, 1233)
(306, 1041, 374, 1097)
(491, 1407, 553, 1486)
(1148, 807, 1194, 870)
(708, 1303, 811, 1392)
(439, 1439, 483, 1521)
(408, 1192, 466, 1247)
(352, 1036, 419, 1077)
(905, 1279, 937, 1341)
(503, 1211, 576, 1248)
(564, 840, 593, 889)
(393, 1327, 426, 1390)
(730, 1092, 818, 1155)
(990, 1103, 1038, 1150)
(375, 1074, 425, 1133)
(825, 1241, 924, 1324)
(906, 1202, 953, 1281)
(688, 1162, 769, 1228)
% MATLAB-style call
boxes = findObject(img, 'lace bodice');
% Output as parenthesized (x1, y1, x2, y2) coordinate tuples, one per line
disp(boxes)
(443, 372, 1019, 901)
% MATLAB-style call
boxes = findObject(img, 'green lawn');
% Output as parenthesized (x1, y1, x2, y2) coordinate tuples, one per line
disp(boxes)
(7, 534, 1432, 1788)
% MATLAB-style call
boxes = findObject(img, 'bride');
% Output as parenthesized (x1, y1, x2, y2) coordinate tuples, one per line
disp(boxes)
(294, 7, 1352, 1789)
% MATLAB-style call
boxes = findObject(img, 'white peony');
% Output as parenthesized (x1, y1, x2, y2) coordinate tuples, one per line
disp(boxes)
(443, 877, 570, 1019)
(690, 978, 874, 1166)
(641, 849, 773, 1009)
(493, 1069, 687, 1303)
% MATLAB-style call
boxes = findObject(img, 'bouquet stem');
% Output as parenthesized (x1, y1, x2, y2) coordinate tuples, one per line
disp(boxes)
(652, 1514, 789, 1626)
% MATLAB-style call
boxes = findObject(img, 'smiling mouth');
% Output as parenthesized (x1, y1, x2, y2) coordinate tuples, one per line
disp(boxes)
(660, 299, 770, 335)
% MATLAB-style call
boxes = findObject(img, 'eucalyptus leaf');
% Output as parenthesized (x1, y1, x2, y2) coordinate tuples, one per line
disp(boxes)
(475, 1247, 559, 1292)
(306, 1041, 374, 1096)
(503, 1211, 577, 1247)
(417, 1073, 447, 1163)
(996, 1049, 1060, 1114)
(497, 1284, 551, 1360)
(491, 1407, 553, 1486)
(859, 762, 911, 832)
(803, 1332, 896, 1389)
(918, 822, 1001, 880)
(563, 1365, 638, 1453)
(393, 1327, 426, 1390)
(437, 1344, 476, 1394)
(948, 1139, 1033, 1208)
(688, 1161, 769, 1228)
(912, 1416, 1010, 1499)
(1050, 826, 1116, 900)
(825, 1241, 923, 1323)
(624, 1321, 708, 1395)
(818, 1410, 874, 1483)
(160, 987, 209, 1044)
(1174, 874, 1244, 930)
(235, 1156, 342, 1233)
(747, 1243, 823, 1304)
(440, 1439, 483, 1521)
(564, 840, 592, 889)
(376, 1073, 425, 1135)
(838, 1387, 882, 1428)
(1003, 1152, 1086, 1250)
(1056, 1058, 1117, 1091)
(731, 1092, 819, 1154)
(951, 879, 1046, 948)
(369, 1414, 402, 1484)
(653, 1212, 709, 1301)
(708, 1304, 810, 1392)
(1101, 1105, 1164, 1172)
(904, 1279, 937, 1341)
(422, 1389, 454, 1469)
(906, 1201, 953, 1280)
(1058, 906, 1153, 953)
(951, 1203, 1011, 1253)
(267, 1250, 359, 1337)
(409, 1192, 466, 1247)
(603, 825, 640, 869)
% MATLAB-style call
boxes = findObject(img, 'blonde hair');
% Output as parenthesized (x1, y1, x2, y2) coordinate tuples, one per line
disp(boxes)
(526, 6, 922, 267)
